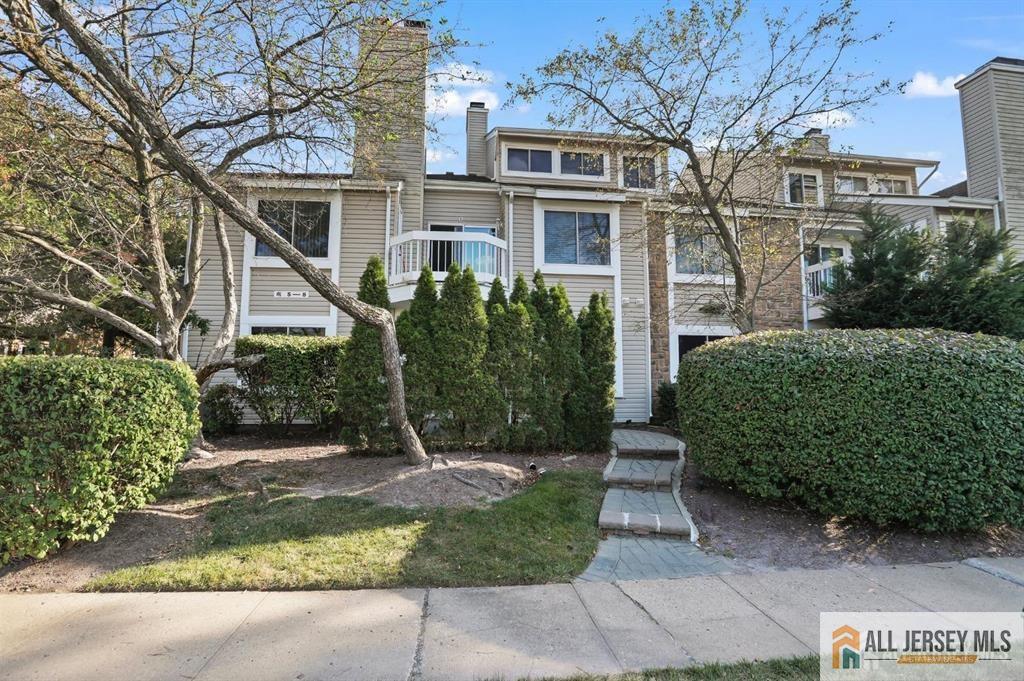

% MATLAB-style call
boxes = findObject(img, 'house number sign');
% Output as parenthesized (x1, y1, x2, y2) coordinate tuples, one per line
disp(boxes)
(273, 291, 310, 299)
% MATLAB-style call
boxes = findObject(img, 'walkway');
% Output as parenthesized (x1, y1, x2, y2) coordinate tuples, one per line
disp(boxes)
(582, 428, 736, 581)
(3, 559, 1023, 681)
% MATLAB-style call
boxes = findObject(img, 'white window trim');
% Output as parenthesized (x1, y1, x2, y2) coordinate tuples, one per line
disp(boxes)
(666, 232, 736, 285)
(834, 171, 913, 196)
(501, 141, 611, 183)
(245, 192, 342, 269)
(530, 198, 624, 398)
(669, 324, 738, 381)
(783, 167, 825, 207)
(240, 190, 343, 341)
(533, 200, 619, 276)
(617, 153, 662, 192)
(833, 171, 872, 196)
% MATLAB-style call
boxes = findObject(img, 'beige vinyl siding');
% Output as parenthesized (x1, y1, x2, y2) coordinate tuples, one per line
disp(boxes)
(466, 112, 489, 177)
(992, 69, 1024, 256)
(338, 190, 388, 336)
(671, 283, 733, 327)
(616, 202, 653, 421)
(496, 134, 624, 190)
(512, 195, 652, 421)
(248, 268, 331, 316)
(960, 73, 1001, 201)
(485, 136, 497, 179)
(423, 188, 502, 232)
(883, 203, 936, 229)
(186, 200, 244, 387)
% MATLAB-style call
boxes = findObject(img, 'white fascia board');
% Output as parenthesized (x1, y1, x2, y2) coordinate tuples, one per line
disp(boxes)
(534, 188, 626, 202)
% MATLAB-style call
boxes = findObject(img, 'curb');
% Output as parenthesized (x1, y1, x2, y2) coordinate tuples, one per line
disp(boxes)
(669, 440, 700, 544)
(963, 558, 1024, 588)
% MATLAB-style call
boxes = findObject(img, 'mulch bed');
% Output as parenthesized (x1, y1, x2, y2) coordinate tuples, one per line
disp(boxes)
(682, 462, 1024, 569)
(0, 434, 605, 593)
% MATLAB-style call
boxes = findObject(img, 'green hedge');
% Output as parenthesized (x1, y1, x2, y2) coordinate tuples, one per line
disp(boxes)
(677, 329, 1024, 531)
(0, 356, 199, 561)
(236, 335, 348, 430)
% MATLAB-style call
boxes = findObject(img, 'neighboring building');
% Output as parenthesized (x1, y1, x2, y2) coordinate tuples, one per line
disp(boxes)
(182, 21, 1015, 423)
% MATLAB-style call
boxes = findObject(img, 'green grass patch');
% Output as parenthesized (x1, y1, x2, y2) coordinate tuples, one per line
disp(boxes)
(87, 470, 604, 591)
(532, 656, 819, 681)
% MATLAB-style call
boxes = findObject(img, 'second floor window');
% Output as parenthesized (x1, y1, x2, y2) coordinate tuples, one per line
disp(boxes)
(507, 148, 552, 173)
(787, 172, 820, 206)
(836, 175, 869, 193)
(256, 200, 330, 258)
(623, 156, 657, 189)
(560, 151, 604, 176)
(676, 232, 725, 275)
(544, 210, 610, 266)
(876, 178, 909, 195)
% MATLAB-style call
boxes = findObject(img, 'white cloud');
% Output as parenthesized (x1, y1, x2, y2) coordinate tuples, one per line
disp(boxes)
(806, 110, 857, 129)
(905, 150, 944, 161)
(426, 148, 457, 164)
(905, 71, 966, 98)
(515, 102, 532, 114)
(427, 87, 499, 115)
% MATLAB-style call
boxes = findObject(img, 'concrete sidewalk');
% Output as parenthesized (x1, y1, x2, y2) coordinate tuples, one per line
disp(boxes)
(2, 558, 1023, 681)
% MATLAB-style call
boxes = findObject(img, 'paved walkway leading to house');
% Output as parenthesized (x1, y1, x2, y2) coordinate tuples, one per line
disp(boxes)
(3, 558, 1023, 681)
(587, 428, 718, 580)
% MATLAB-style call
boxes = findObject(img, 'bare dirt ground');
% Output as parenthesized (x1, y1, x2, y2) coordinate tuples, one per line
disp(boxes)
(0, 434, 605, 593)
(682, 462, 1024, 569)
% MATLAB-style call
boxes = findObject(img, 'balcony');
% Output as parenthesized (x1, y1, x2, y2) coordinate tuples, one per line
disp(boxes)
(388, 230, 508, 299)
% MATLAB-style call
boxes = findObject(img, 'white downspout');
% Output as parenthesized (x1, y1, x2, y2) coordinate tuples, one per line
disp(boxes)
(395, 181, 404, 234)
(384, 185, 393, 279)
(506, 189, 515, 285)
(798, 224, 809, 330)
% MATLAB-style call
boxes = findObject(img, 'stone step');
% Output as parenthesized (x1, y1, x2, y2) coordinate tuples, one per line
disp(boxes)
(603, 458, 675, 491)
(598, 488, 691, 538)
(611, 429, 683, 460)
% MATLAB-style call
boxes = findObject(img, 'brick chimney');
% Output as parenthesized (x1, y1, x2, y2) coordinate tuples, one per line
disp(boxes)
(802, 128, 830, 155)
(465, 102, 489, 176)
(352, 19, 428, 231)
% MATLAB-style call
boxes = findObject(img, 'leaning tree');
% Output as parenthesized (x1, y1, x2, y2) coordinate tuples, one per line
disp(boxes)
(0, 0, 460, 463)
(513, 0, 894, 332)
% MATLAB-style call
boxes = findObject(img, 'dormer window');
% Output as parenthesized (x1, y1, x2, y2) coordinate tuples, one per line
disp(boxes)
(560, 151, 604, 176)
(623, 156, 657, 189)
(507, 148, 552, 173)
(876, 178, 909, 195)
(786, 171, 822, 206)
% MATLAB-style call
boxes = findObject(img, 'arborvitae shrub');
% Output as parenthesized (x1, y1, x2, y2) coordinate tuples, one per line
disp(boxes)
(566, 292, 616, 451)
(396, 265, 440, 434)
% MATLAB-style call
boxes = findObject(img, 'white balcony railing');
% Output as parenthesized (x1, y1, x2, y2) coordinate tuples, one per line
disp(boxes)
(388, 230, 508, 285)
(805, 265, 836, 298)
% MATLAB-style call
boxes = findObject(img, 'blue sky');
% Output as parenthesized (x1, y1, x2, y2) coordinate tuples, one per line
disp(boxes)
(424, 0, 1024, 192)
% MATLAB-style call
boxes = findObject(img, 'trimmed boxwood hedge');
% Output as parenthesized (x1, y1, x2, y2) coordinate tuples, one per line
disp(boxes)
(677, 329, 1024, 531)
(1, 357, 199, 561)
(235, 335, 348, 430)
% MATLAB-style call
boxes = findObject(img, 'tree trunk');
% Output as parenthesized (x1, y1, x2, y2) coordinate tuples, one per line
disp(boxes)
(38, 0, 427, 464)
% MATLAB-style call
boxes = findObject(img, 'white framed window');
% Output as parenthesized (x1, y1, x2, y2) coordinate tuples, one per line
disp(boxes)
(502, 142, 610, 182)
(785, 169, 823, 207)
(250, 326, 326, 336)
(544, 210, 610, 266)
(668, 324, 738, 380)
(667, 229, 735, 285)
(835, 174, 869, 194)
(255, 200, 331, 258)
(622, 155, 658, 190)
(507, 148, 552, 174)
(533, 200, 619, 276)
(876, 177, 909, 195)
